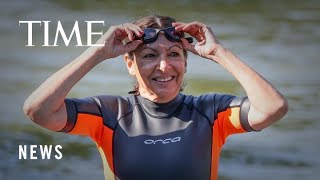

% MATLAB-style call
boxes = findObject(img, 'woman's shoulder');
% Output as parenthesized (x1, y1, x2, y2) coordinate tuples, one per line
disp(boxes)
(182, 93, 236, 104)
(74, 94, 134, 115)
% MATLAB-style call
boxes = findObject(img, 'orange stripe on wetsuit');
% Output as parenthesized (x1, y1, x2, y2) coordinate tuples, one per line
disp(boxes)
(68, 113, 116, 179)
(211, 107, 246, 180)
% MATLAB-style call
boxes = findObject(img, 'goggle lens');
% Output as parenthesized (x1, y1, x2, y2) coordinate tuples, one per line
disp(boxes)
(143, 28, 157, 40)
(139, 27, 192, 44)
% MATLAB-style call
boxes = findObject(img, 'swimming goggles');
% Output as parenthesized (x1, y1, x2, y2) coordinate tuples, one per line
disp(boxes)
(137, 27, 193, 44)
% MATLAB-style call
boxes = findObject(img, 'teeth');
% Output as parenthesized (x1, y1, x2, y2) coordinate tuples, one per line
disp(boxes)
(155, 76, 173, 82)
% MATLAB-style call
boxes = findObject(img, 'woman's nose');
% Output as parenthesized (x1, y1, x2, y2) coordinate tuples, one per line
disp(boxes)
(158, 58, 172, 72)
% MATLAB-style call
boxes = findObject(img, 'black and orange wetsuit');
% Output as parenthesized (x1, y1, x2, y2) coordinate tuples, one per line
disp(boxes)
(60, 93, 255, 180)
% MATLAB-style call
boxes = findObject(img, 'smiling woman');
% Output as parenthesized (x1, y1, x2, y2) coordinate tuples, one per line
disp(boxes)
(23, 14, 288, 180)
(125, 37, 186, 103)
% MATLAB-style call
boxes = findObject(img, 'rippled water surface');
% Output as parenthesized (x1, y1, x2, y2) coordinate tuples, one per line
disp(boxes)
(0, 0, 319, 179)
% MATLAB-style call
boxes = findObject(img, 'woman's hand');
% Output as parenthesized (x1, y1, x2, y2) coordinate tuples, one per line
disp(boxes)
(173, 21, 223, 63)
(93, 23, 143, 61)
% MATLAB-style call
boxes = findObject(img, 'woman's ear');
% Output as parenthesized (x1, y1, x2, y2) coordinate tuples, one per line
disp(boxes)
(124, 53, 135, 76)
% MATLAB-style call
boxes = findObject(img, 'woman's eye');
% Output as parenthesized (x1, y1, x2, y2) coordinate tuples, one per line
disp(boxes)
(143, 54, 156, 58)
(170, 52, 180, 57)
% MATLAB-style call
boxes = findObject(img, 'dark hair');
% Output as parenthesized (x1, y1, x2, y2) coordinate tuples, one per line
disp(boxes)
(128, 14, 187, 95)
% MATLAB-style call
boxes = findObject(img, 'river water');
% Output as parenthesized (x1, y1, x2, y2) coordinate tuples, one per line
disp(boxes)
(0, 0, 319, 179)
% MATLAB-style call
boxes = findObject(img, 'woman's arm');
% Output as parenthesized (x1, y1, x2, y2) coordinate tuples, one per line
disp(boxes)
(23, 24, 143, 131)
(173, 22, 288, 130)
(211, 47, 288, 130)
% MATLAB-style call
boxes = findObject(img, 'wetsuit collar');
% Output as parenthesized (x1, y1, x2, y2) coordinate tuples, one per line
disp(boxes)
(136, 93, 184, 118)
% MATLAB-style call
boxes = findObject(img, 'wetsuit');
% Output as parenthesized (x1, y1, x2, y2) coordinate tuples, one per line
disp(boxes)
(60, 93, 256, 180)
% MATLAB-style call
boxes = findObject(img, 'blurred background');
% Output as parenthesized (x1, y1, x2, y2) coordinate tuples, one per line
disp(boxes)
(0, 0, 319, 179)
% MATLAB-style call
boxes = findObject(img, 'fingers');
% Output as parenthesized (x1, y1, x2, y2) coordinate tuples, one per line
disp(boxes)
(130, 25, 143, 39)
(173, 21, 211, 43)
(124, 40, 143, 53)
(181, 38, 198, 55)
(172, 22, 189, 30)
(113, 23, 143, 41)
(182, 21, 206, 31)
(98, 23, 144, 58)
(173, 21, 206, 34)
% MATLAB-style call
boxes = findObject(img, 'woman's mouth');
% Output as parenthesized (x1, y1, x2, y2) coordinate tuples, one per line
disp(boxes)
(152, 76, 175, 82)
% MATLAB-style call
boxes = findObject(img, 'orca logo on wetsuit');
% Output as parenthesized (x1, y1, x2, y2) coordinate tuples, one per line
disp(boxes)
(144, 136, 181, 145)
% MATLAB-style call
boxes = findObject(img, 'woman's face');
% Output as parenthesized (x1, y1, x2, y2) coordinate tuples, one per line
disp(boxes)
(126, 33, 186, 103)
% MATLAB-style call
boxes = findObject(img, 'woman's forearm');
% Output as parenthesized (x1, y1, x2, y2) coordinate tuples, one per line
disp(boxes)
(23, 47, 103, 127)
(212, 47, 288, 130)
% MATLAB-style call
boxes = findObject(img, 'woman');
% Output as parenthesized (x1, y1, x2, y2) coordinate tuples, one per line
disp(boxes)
(23, 15, 288, 180)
